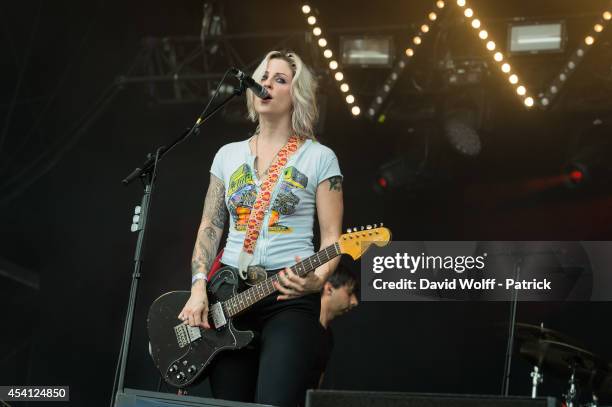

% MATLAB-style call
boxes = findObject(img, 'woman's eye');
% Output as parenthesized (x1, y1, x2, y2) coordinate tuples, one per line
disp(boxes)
(276, 78, 286, 84)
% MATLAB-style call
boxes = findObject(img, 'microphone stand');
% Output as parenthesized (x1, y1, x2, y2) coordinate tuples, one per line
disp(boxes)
(111, 73, 245, 406)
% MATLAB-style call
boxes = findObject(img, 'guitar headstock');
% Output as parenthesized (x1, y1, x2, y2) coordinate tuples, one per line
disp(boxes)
(338, 224, 392, 260)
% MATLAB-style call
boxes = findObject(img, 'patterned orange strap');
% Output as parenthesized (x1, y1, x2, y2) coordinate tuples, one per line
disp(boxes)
(237, 135, 300, 276)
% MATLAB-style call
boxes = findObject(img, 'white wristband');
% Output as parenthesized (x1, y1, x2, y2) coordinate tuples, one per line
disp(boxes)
(192, 272, 208, 285)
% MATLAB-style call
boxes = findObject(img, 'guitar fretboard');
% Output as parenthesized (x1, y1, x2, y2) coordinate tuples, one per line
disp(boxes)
(221, 243, 341, 317)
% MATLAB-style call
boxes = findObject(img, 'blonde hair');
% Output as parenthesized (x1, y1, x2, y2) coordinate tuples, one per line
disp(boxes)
(246, 50, 318, 140)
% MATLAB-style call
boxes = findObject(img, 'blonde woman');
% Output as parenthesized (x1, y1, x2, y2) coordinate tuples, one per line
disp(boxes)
(179, 50, 343, 407)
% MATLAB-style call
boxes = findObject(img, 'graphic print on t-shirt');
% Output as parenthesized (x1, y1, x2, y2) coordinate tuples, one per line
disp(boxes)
(227, 164, 308, 233)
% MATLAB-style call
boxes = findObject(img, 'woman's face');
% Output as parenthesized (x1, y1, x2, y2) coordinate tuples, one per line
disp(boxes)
(254, 58, 293, 118)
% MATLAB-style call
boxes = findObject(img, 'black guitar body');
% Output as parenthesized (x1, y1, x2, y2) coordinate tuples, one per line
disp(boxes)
(147, 267, 255, 387)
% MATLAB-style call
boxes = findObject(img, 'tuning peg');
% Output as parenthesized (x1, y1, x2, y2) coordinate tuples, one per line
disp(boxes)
(373, 223, 377, 228)
(380, 222, 384, 227)
(346, 228, 351, 233)
(366, 225, 372, 230)
(360, 226, 364, 231)
(353, 227, 357, 232)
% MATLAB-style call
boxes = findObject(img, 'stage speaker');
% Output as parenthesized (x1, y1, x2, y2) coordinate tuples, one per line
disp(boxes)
(306, 390, 556, 407)
(115, 388, 274, 407)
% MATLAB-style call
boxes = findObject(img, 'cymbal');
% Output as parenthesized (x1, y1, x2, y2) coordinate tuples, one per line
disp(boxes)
(514, 323, 579, 346)
(519, 339, 609, 384)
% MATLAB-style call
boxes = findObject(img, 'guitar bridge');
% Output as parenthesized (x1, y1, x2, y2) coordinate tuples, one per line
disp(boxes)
(209, 302, 227, 328)
(174, 324, 202, 348)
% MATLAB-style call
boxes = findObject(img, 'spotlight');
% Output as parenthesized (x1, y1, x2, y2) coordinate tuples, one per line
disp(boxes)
(351, 106, 361, 116)
(313, 27, 322, 36)
(429, 12, 437, 21)
(340, 83, 349, 92)
(501, 63, 511, 73)
(486, 41, 495, 50)
(524, 97, 534, 107)
(594, 24, 603, 32)
(471, 19, 481, 29)
(421, 24, 430, 33)
(444, 108, 482, 156)
(335, 72, 344, 81)
(516, 85, 526, 95)
(329, 60, 338, 70)
(307, 16, 316, 25)
(346, 95, 355, 104)
(603, 11, 611, 20)
(414, 36, 422, 45)
(302, 5, 311, 14)
(457, 0, 466, 7)
(323, 49, 333, 58)
(318, 38, 327, 47)
(509, 22, 565, 54)
(464, 8, 473, 18)
(509, 74, 518, 84)
(494, 52, 503, 62)
(564, 119, 612, 187)
(340, 36, 394, 67)
(585, 36, 595, 45)
(405, 48, 414, 57)
(479, 30, 488, 40)
(436, 1, 445, 9)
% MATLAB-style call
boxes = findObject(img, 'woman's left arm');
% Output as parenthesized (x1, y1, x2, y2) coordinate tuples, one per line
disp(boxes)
(275, 175, 344, 299)
(313, 175, 344, 282)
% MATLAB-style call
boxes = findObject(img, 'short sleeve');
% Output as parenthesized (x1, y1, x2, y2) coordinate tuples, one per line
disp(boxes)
(316, 146, 343, 186)
(210, 145, 226, 181)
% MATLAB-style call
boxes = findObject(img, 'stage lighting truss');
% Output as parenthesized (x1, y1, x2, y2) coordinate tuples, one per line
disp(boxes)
(454, 0, 612, 109)
(453, 0, 536, 108)
(301, 1, 611, 119)
(301, 4, 361, 117)
(540, 9, 612, 108)
(367, 0, 447, 121)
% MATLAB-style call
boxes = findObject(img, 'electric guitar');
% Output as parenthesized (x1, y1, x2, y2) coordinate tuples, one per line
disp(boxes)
(147, 225, 391, 387)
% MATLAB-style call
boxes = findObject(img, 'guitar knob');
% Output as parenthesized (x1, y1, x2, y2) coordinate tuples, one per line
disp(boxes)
(187, 365, 197, 374)
(176, 372, 186, 381)
(169, 364, 178, 373)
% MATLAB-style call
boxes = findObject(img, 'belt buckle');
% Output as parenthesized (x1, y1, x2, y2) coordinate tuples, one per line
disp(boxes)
(245, 265, 267, 286)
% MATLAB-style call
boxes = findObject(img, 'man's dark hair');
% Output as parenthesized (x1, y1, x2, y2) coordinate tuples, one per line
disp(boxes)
(326, 264, 359, 294)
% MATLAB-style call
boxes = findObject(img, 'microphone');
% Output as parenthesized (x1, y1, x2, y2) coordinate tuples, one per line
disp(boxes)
(230, 68, 271, 100)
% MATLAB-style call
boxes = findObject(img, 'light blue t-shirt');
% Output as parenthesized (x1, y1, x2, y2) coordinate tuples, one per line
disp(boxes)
(210, 137, 342, 270)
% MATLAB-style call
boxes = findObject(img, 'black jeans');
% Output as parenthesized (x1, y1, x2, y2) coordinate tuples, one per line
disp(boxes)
(209, 269, 324, 407)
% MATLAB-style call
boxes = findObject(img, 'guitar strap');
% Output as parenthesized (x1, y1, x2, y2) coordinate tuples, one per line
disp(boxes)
(236, 135, 300, 280)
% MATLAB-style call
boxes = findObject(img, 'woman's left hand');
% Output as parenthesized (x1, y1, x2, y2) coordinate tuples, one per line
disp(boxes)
(274, 256, 324, 300)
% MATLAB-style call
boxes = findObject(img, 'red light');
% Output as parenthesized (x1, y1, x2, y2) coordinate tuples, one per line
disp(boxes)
(569, 169, 583, 183)
(377, 177, 388, 188)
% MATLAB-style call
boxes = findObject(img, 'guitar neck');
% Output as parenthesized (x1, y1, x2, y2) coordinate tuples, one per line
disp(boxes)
(222, 243, 341, 318)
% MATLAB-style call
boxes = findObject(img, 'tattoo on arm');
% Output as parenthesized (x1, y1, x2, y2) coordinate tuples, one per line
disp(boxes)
(203, 176, 227, 228)
(191, 226, 217, 278)
(328, 176, 342, 192)
(192, 176, 227, 278)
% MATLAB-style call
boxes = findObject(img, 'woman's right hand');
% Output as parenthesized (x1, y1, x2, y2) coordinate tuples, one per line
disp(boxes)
(178, 281, 210, 329)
